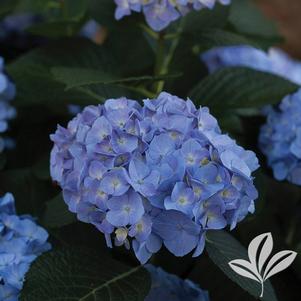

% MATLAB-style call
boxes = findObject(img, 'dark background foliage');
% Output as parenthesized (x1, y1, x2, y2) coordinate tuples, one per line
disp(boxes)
(0, 0, 300, 300)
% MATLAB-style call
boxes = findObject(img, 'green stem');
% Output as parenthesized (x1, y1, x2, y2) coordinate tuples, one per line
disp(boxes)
(154, 32, 166, 75)
(140, 23, 159, 40)
(154, 19, 185, 94)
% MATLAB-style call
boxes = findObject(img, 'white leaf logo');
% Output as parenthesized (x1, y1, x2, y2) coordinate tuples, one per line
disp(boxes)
(228, 232, 297, 298)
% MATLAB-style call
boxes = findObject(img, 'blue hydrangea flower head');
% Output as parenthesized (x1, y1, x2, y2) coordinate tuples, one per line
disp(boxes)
(0, 57, 16, 152)
(0, 193, 51, 301)
(114, 0, 231, 31)
(145, 264, 210, 301)
(50, 92, 259, 263)
(259, 89, 301, 185)
(201, 46, 301, 85)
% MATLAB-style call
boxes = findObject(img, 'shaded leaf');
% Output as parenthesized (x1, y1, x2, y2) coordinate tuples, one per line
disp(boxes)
(182, 4, 230, 34)
(0, 168, 52, 216)
(27, 20, 84, 38)
(42, 194, 76, 228)
(229, 0, 282, 48)
(197, 29, 260, 52)
(189, 67, 299, 112)
(51, 67, 181, 90)
(88, 0, 116, 26)
(7, 38, 130, 107)
(20, 248, 151, 301)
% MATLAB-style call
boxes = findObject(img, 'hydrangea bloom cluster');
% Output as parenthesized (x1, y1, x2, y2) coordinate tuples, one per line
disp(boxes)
(201, 46, 301, 85)
(50, 92, 259, 263)
(0, 57, 16, 152)
(145, 264, 209, 301)
(114, 0, 231, 31)
(259, 90, 301, 185)
(0, 193, 51, 301)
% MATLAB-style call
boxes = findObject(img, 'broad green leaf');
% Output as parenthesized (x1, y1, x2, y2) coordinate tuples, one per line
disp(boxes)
(51, 67, 181, 90)
(0, 168, 52, 216)
(189, 67, 299, 112)
(182, 3, 230, 34)
(229, 0, 282, 48)
(7, 38, 130, 107)
(16, 0, 87, 21)
(27, 20, 84, 38)
(166, 4, 230, 96)
(42, 194, 76, 228)
(88, 0, 116, 26)
(14, 0, 54, 14)
(103, 23, 155, 75)
(59, 0, 87, 21)
(20, 248, 151, 301)
(196, 29, 260, 52)
(206, 230, 278, 301)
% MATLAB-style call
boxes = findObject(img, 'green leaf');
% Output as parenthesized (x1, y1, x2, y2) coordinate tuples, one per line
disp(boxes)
(42, 194, 76, 228)
(20, 248, 151, 301)
(14, 0, 53, 14)
(196, 29, 260, 52)
(103, 23, 155, 75)
(189, 67, 299, 112)
(206, 230, 278, 301)
(16, 0, 87, 21)
(229, 0, 282, 48)
(166, 4, 230, 96)
(182, 3, 230, 34)
(27, 20, 84, 38)
(88, 0, 116, 26)
(7, 38, 130, 107)
(59, 0, 87, 21)
(21, 0, 88, 38)
(0, 168, 52, 216)
(51, 67, 181, 90)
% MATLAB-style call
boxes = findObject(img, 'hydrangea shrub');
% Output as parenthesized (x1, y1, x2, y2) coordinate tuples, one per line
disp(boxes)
(0, 193, 51, 301)
(114, 0, 231, 31)
(50, 92, 259, 263)
(145, 264, 209, 301)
